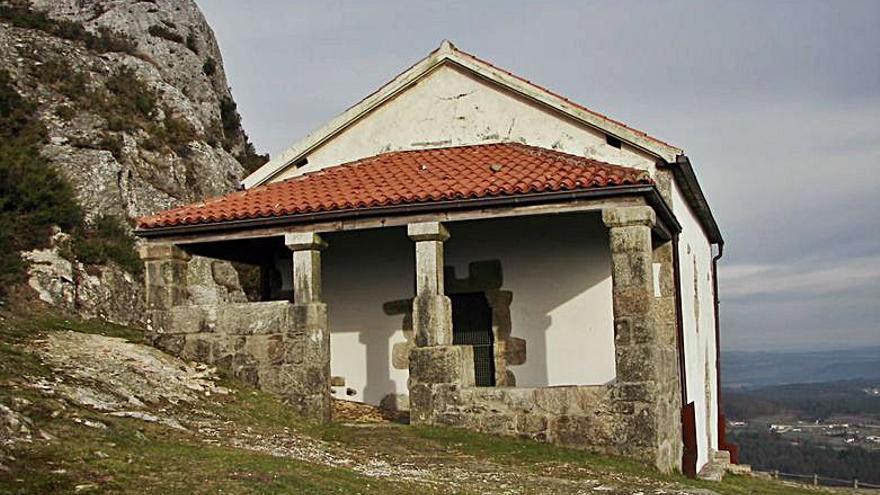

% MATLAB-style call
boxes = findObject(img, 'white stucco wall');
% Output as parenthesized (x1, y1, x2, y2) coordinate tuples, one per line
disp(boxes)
(445, 214, 616, 387)
(320, 213, 616, 407)
(672, 181, 719, 472)
(274, 64, 658, 182)
(321, 227, 414, 406)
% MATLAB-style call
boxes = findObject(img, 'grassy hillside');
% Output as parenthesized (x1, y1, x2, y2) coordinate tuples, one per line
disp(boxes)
(0, 308, 837, 494)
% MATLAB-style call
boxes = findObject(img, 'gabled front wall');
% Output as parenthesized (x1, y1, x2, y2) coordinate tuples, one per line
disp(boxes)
(272, 64, 660, 182)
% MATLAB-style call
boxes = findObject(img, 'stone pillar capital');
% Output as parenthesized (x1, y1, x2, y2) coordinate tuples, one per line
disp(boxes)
(285, 232, 327, 252)
(140, 243, 189, 311)
(407, 222, 450, 242)
(139, 243, 191, 261)
(602, 206, 656, 229)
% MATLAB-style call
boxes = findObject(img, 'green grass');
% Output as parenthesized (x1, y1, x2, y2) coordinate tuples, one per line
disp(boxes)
(3, 408, 419, 495)
(411, 427, 824, 494)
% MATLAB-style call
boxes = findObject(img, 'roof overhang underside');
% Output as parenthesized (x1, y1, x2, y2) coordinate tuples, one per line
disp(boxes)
(136, 184, 681, 253)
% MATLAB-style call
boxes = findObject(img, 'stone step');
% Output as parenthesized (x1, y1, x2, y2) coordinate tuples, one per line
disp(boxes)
(698, 449, 733, 481)
(713, 449, 731, 465)
(726, 463, 752, 475)
(698, 461, 726, 482)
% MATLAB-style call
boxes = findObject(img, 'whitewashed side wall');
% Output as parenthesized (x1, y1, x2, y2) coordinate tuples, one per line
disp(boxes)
(274, 64, 659, 182)
(672, 182, 719, 472)
(445, 213, 616, 387)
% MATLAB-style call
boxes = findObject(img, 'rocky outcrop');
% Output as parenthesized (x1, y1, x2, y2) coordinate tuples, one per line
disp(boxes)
(22, 231, 145, 323)
(33, 331, 229, 418)
(1, 0, 257, 323)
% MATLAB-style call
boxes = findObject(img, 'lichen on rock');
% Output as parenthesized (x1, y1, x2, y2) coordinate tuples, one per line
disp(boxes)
(1, 0, 265, 322)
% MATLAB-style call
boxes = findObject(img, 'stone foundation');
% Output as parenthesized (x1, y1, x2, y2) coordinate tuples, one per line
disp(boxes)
(411, 381, 675, 464)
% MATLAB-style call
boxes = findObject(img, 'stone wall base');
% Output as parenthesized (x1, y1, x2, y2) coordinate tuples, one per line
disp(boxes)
(147, 300, 330, 421)
(416, 383, 680, 472)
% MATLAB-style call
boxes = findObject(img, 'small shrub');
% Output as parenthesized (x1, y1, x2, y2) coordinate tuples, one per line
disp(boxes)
(54, 105, 76, 120)
(32, 58, 88, 100)
(90, 26, 137, 54)
(105, 68, 156, 117)
(147, 24, 184, 44)
(0, 68, 83, 295)
(97, 67, 157, 132)
(67, 132, 123, 161)
(98, 133, 123, 161)
(202, 56, 216, 77)
(215, 94, 269, 173)
(31, 58, 68, 86)
(158, 113, 196, 152)
(236, 142, 269, 174)
(218, 96, 243, 152)
(71, 214, 141, 274)
(0, 69, 44, 144)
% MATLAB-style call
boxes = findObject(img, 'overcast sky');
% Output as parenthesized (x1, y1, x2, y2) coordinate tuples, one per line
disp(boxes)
(200, 0, 879, 352)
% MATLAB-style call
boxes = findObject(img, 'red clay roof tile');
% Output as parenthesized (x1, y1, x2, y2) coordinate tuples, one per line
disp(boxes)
(137, 143, 652, 230)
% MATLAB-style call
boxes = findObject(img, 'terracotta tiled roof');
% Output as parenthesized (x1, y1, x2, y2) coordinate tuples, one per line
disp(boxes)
(137, 143, 652, 230)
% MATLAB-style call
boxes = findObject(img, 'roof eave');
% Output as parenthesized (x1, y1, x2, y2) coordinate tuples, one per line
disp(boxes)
(136, 184, 681, 242)
(665, 154, 723, 245)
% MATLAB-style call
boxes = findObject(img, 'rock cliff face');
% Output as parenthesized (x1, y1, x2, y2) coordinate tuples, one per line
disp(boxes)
(1, 0, 254, 323)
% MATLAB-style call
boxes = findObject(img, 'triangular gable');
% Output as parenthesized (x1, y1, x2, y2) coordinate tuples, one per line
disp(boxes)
(243, 40, 683, 189)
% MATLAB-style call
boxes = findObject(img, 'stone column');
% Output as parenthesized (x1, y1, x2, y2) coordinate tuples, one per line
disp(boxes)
(406, 222, 474, 424)
(284, 232, 331, 422)
(407, 222, 453, 347)
(139, 243, 190, 311)
(603, 206, 680, 473)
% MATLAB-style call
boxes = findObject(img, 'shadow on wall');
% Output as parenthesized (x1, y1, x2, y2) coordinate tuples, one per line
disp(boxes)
(445, 213, 616, 387)
(322, 227, 414, 407)
(321, 213, 616, 408)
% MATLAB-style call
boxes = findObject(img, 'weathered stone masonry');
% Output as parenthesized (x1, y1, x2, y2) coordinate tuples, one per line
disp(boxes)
(140, 234, 332, 422)
(406, 208, 682, 473)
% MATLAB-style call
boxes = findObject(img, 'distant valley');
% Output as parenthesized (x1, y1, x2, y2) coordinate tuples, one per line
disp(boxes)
(723, 378, 880, 485)
(722, 346, 880, 389)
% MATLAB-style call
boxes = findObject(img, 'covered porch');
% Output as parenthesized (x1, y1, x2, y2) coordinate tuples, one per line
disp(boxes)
(135, 143, 685, 471)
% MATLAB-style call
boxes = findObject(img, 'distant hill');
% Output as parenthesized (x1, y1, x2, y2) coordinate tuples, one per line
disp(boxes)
(723, 378, 880, 421)
(722, 346, 880, 389)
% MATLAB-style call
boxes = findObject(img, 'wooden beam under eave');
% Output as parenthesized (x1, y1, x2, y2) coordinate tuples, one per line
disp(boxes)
(137, 195, 650, 246)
